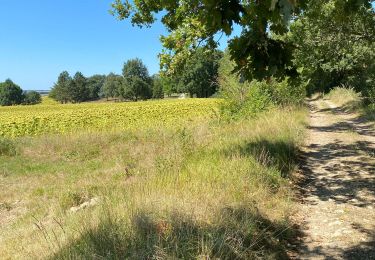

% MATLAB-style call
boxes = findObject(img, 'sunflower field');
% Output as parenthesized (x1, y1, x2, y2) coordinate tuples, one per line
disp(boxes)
(0, 99, 220, 137)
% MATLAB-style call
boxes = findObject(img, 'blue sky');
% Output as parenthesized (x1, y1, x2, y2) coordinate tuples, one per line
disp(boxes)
(0, 1, 233, 90)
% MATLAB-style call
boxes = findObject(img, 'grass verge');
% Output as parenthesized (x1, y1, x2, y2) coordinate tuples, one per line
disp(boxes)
(325, 87, 363, 111)
(325, 87, 374, 124)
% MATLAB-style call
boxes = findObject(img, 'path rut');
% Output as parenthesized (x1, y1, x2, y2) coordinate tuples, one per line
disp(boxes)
(298, 98, 375, 259)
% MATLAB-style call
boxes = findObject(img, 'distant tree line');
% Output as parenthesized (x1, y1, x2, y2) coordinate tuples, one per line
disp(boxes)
(50, 59, 160, 103)
(2, 50, 224, 106)
(49, 72, 105, 103)
(50, 52, 222, 103)
(0, 79, 41, 106)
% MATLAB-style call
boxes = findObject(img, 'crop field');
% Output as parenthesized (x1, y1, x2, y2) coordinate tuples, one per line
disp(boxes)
(0, 99, 220, 137)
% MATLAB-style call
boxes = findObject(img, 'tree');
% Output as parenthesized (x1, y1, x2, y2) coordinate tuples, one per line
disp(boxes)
(87, 75, 106, 100)
(0, 79, 24, 106)
(289, 1, 375, 100)
(103, 73, 123, 100)
(177, 48, 222, 98)
(161, 76, 178, 97)
(111, 0, 372, 81)
(69, 72, 89, 103)
(50, 71, 73, 103)
(151, 75, 164, 99)
(23, 91, 42, 105)
(218, 50, 249, 105)
(122, 59, 152, 101)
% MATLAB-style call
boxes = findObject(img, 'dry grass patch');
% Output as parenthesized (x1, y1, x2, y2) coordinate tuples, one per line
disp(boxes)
(325, 87, 363, 111)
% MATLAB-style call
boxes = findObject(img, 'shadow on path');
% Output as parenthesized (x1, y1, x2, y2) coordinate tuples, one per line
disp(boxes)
(300, 139, 375, 208)
(297, 99, 375, 259)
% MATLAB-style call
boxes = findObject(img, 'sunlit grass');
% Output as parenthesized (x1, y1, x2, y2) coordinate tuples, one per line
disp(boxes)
(326, 87, 374, 125)
(0, 102, 307, 259)
(325, 87, 362, 111)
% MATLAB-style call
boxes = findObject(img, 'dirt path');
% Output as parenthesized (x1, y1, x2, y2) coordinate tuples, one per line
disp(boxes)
(298, 98, 375, 259)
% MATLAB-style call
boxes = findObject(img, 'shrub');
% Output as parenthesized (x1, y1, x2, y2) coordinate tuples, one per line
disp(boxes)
(23, 91, 42, 105)
(239, 81, 274, 116)
(219, 78, 306, 119)
(265, 77, 307, 106)
(218, 51, 306, 119)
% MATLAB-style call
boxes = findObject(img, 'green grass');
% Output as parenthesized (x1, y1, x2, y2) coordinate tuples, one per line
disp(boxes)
(0, 103, 307, 259)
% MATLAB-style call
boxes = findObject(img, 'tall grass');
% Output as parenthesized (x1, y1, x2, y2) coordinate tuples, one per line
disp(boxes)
(326, 86, 375, 121)
(0, 107, 306, 259)
(325, 87, 363, 110)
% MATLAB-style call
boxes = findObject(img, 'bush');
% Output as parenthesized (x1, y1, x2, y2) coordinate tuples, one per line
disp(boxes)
(23, 91, 42, 105)
(220, 78, 306, 119)
(239, 81, 274, 116)
(0, 137, 17, 156)
(265, 78, 307, 106)
(218, 51, 306, 119)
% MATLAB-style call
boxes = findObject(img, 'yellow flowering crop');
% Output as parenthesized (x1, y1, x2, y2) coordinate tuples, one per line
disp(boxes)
(0, 99, 221, 137)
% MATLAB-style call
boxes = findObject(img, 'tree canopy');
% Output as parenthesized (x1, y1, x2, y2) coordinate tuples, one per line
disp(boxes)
(0, 80, 42, 106)
(0, 79, 24, 106)
(111, 0, 373, 80)
(176, 48, 222, 97)
(151, 75, 164, 99)
(103, 73, 123, 100)
(50, 72, 107, 103)
(290, 1, 375, 100)
(50, 71, 72, 103)
(87, 75, 106, 100)
(49, 59, 157, 103)
(121, 58, 152, 101)
(70, 72, 89, 103)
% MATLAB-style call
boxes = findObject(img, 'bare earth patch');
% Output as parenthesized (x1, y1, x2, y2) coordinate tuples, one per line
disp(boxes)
(298, 98, 375, 259)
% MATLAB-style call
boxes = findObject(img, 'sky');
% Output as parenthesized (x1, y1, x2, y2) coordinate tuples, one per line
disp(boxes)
(0, 1, 234, 90)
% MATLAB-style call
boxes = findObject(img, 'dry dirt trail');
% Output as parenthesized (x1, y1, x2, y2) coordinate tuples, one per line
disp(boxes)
(298, 98, 375, 259)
